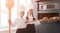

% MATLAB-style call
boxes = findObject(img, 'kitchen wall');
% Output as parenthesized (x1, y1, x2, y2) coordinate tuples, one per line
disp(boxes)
(59, 2, 60, 16)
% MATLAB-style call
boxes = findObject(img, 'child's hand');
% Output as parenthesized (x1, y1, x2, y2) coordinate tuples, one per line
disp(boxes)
(8, 20, 12, 25)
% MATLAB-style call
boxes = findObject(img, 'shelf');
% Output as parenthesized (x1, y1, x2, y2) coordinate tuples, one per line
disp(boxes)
(38, 13, 59, 19)
(38, 11, 59, 13)
(39, 9, 60, 11)
(34, 0, 60, 2)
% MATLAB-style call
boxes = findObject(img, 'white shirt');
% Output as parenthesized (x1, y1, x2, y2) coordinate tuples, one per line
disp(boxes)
(12, 16, 27, 29)
(28, 14, 33, 21)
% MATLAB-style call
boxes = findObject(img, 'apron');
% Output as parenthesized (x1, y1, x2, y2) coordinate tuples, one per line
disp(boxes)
(16, 28, 26, 33)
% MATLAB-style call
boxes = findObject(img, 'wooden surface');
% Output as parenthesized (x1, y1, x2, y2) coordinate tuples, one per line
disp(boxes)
(6, 0, 14, 33)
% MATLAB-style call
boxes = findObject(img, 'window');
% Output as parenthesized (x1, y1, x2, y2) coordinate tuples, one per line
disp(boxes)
(0, 0, 32, 27)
